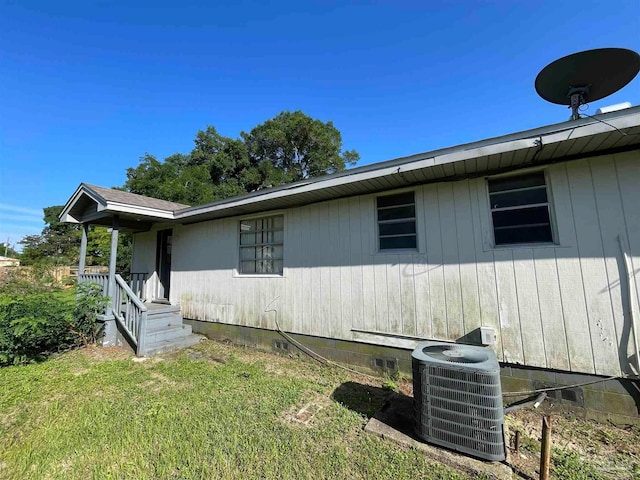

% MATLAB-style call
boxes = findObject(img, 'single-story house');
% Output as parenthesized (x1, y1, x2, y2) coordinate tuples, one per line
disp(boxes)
(61, 106, 640, 422)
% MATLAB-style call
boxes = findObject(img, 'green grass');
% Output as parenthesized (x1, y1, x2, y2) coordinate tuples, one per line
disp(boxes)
(0, 341, 467, 480)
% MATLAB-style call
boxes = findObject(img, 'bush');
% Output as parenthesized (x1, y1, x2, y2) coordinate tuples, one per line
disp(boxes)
(0, 266, 61, 295)
(73, 282, 109, 345)
(0, 283, 108, 366)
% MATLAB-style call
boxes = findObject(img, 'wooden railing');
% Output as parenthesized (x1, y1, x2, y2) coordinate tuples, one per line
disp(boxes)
(78, 272, 148, 356)
(129, 272, 148, 301)
(112, 274, 148, 356)
(78, 273, 109, 297)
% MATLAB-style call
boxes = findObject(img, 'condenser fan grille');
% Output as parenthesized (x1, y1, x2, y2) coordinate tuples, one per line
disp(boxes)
(421, 345, 489, 364)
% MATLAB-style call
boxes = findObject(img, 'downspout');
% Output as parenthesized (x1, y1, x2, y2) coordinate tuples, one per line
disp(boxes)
(618, 234, 640, 375)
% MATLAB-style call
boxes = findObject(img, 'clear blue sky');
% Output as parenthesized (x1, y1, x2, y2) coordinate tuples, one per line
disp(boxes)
(1, 0, 639, 248)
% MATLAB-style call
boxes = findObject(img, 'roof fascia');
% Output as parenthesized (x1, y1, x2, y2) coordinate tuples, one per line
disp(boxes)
(101, 201, 176, 219)
(59, 184, 107, 223)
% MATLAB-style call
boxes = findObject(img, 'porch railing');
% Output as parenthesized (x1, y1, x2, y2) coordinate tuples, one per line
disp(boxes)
(78, 273, 109, 296)
(78, 272, 148, 356)
(129, 272, 149, 301)
(112, 274, 148, 356)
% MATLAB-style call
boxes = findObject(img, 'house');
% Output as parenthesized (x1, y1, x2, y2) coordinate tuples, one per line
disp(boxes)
(61, 106, 640, 422)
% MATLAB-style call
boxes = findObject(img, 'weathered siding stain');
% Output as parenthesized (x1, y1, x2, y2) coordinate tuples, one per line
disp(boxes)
(133, 151, 640, 377)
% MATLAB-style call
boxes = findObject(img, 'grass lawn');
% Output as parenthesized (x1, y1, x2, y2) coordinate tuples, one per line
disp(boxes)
(0, 339, 468, 480)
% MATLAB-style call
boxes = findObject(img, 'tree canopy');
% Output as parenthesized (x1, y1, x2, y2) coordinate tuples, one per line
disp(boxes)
(124, 111, 359, 204)
(18, 111, 357, 271)
(19, 206, 131, 271)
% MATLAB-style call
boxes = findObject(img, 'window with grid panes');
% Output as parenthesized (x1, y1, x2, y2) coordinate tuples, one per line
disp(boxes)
(239, 215, 284, 274)
(488, 171, 554, 246)
(377, 192, 417, 250)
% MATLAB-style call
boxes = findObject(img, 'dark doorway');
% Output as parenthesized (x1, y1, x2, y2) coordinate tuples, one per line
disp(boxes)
(155, 229, 172, 302)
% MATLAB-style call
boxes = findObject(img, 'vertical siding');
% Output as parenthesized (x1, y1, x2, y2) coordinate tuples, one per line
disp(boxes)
(453, 181, 481, 336)
(533, 249, 569, 370)
(137, 150, 640, 377)
(589, 156, 629, 371)
(614, 151, 640, 371)
(566, 159, 620, 374)
(470, 178, 504, 359)
(548, 164, 595, 373)
(438, 183, 464, 339)
(423, 185, 446, 339)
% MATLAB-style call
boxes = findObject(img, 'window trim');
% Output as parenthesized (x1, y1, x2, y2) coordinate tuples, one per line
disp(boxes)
(485, 169, 559, 248)
(375, 190, 419, 253)
(236, 212, 285, 277)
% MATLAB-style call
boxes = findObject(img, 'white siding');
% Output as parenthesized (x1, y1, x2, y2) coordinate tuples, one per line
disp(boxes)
(134, 150, 640, 377)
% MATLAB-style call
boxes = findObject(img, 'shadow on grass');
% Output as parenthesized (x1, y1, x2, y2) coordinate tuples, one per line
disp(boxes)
(331, 381, 414, 436)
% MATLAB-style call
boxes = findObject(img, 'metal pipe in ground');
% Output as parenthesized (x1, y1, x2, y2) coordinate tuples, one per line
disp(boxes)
(540, 415, 552, 480)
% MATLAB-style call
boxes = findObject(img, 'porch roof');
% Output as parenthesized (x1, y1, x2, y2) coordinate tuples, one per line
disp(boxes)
(60, 183, 189, 231)
(60, 106, 640, 227)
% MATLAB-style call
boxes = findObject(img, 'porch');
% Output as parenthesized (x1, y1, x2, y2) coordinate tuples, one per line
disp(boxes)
(62, 183, 201, 356)
(78, 272, 200, 356)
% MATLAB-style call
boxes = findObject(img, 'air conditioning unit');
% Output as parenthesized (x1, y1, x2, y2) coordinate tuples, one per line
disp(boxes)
(412, 341, 506, 461)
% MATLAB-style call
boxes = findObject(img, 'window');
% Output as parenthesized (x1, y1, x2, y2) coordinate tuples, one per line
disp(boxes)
(239, 215, 284, 275)
(488, 171, 553, 246)
(377, 192, 417, 250)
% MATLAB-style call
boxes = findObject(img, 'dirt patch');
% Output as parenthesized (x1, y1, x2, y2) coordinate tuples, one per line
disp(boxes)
(81, 345, 131, 362)
(506, 407, 640, 479)
(282, 392, 332, 428)
(0, 409, 17, 430)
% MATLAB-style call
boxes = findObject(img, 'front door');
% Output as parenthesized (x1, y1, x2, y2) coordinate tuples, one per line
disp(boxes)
(155, 229, 172, 302)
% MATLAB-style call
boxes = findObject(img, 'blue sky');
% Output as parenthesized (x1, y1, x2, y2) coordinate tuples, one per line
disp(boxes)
(1, 0, 639, 249)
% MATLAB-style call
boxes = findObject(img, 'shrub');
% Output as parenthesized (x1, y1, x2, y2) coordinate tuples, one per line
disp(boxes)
(0, 264, 65, 295)
(73, 282, 109, 345)
(0, 283, 108, 366)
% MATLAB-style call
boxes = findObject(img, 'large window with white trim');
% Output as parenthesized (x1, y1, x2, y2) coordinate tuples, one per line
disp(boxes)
(239, 215, 284, 275)
(377, 192, 417, 250)
(488, 171, 554, 246)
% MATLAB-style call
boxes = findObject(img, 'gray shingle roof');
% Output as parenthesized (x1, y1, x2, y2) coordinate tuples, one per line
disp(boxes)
(83, 184, 189, 212)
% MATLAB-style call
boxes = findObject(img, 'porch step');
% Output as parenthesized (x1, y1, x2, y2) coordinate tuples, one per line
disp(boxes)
(145, 303, 181, 315)
(137, 302, 202, 356)
(146, 311, 184, 331)
(145, 323, 193, 344)
(144, 334, 203, 356)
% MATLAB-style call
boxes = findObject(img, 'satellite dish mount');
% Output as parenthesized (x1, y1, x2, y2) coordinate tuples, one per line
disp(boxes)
(535, 48, 640, 120)
(567, 85, 590, 120)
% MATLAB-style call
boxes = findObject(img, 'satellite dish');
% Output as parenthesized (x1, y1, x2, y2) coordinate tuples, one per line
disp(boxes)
(535, 48, 640, 120)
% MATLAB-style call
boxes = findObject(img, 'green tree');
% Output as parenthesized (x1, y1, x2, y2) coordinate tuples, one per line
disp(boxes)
(124, 153, 215, 205)
(20, 206, 80, 266)
(190, 127, 258, 199)
(123, 111, 359, 203)
(18, 206, 131, 273)
(242, 110, 359, 184)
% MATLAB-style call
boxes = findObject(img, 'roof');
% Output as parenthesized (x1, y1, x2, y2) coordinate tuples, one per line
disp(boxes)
(83, 184, 189, 211)
(59, 183, 189, 231)
(61, 106, 640, 229)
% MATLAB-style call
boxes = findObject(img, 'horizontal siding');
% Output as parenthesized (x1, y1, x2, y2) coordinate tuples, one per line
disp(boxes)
(134, 150, 640, 377)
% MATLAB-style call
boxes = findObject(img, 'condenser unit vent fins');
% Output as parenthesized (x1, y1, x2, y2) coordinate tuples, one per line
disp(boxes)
(412, 341, 506, 461)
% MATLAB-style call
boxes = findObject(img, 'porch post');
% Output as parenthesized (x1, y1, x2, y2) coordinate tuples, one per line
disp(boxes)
(107, 215, 119, 315)
(78, 223, 89, 275)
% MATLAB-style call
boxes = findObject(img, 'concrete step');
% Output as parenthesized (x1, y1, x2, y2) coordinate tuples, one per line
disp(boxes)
(144, 324, 192, 343)
(143, 334, 203, 356)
